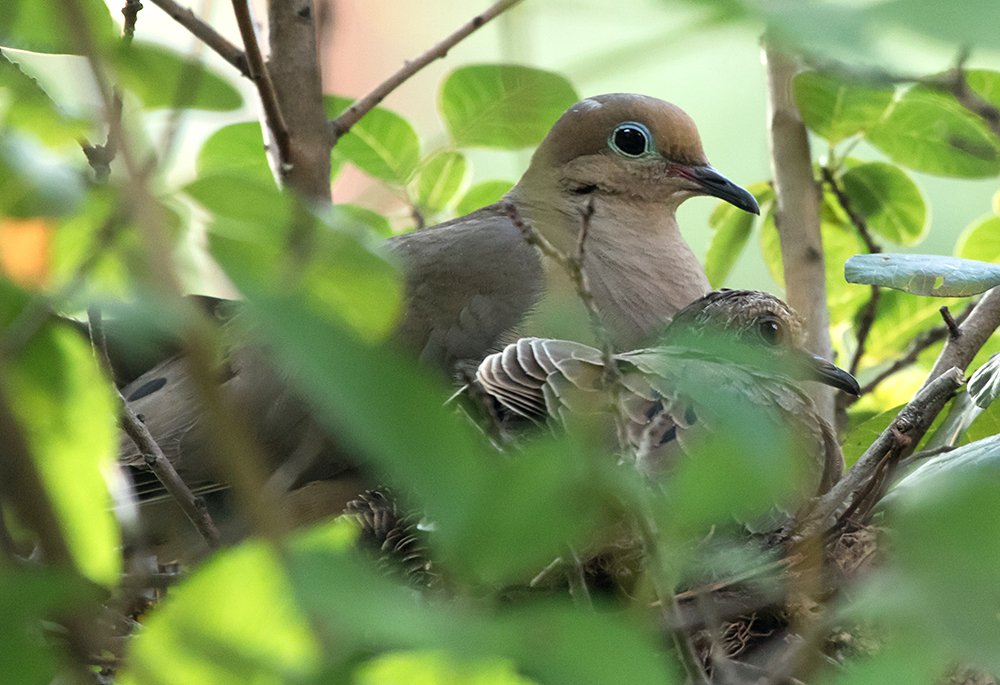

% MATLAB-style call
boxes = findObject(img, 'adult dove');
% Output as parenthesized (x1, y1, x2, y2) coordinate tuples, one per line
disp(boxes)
(389, 93, 758, 368)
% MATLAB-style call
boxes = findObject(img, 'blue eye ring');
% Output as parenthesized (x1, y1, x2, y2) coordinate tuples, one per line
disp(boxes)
(608, 121, 654, 158)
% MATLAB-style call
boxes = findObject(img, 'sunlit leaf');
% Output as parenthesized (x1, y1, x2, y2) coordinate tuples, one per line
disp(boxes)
(113, 41, 242, 112)
(0, 283, 120, 586)
(439, 65, 578, 149)
(842, 404, 902, 468)
(357, 650, 538, 685)
(705, 188, 759, 288)
(120, 540, 321, 685)
(845, 253, 1000, 296)
(414, 150, 468, 213)
(867, 88, 1000, 178)
(955, 215, 1000, 262)
(793, 71, 893, 144)
(454, 179, 514, 216)
(840, 162, 927, 246)
(326, 96, 420, 183)
(0, 53, 88, 147)
(0, 0, 115, 54)
(196, 122, 275, 185)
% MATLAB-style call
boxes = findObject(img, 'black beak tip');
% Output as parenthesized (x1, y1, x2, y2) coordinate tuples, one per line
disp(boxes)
(687, 166, 759, 215)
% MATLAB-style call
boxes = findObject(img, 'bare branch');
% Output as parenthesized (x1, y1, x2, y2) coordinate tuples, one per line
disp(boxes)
(121, 0, 142, 42)
(146, 0, 249, 77)
(923, 286, 1000, 388)
(231, 0, 290, 165)
(330, 0, 524, 142)
(764, 44, 834, 426)
(940, 305, 961, 340)
(89, 308, 223, 549)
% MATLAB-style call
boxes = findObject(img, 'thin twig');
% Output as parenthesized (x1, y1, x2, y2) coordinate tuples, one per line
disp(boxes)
(121, 0, 143, 42)
(821, 166, 879, 254)
(230, 0, 290, 164)
(921, 51, 1000, 139)
(146, 0, 249, 77)
(940, 306, 961, 339)
(924, 287, 1000, 388)
(89, 308, 223, 549)
(329, 0, 524, 142)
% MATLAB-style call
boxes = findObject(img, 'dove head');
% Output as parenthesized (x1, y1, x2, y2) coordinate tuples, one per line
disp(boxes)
(662, 290, 859, 395)
(516, 94, 759, 213)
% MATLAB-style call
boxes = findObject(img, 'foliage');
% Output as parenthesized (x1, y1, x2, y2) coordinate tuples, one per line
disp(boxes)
(2, 0, 1000, 684)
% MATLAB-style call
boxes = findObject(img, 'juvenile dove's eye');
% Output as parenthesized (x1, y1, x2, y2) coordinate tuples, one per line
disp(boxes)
(610, 122, 651, 157)
(757, 319, 783, 346)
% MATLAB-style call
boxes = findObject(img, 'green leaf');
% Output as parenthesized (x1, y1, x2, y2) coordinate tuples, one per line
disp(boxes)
(454, 179, 514, 216)
(860, 288, 957, 361)
(874, 0, 1000, 52)
(966, 69, 1000, 118)
(705, 201, 754, 288)
(114, 41, 242, 112)
(0, 54, 88, 147)
(0, 0, 115, 54)
(120, 540, 321, 685)
(840, 162, 927, 246)
(196, 122, 275, 185)
(413, 150, 468, 213)
(0, 134, 84, 218)
(331, 203, 392, 238)
(326, 96, 420, 183)
(968, 352, 1000, 409)
(867, 88, 1000, 178)
(793, 71, 893, 144)
(955, 215, 1000, 262)
(357, 651, 539, 685)
(0, 284, 120, 586)
(884, 432, 1000, 671)
(439, 65, 579, 149)
(842, 404, 903, 468)
(845, 253, 1000, 297)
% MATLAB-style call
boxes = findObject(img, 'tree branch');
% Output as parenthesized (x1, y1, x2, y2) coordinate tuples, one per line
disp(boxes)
(923, 286, 1000, 388)
(146, 0, 249, 77)
(764, 43, 834, 426)
(231, 0, 290, 165)
(330, 0, 524, 142)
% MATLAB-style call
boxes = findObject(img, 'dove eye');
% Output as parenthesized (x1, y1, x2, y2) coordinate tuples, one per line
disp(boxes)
(609, 122, 653, 157)
(756, 317, 785, 346)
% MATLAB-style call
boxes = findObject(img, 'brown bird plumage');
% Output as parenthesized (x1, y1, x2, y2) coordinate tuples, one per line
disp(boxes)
(476, 290, 858, 528)
(114, 95, 758, 553)
(389, 93, 758, 367)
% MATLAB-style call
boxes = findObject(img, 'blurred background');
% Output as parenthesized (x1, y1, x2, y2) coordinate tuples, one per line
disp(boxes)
(13, 0, 1000, 294)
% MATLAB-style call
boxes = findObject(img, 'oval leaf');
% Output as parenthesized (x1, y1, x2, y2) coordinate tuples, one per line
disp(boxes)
(326, 96, 420, 184)
(454, 179, 514, 216)
(955, 215, 1000, 262)
(867, 88, 1000, 178)
(439, 65, 579, 149)
(196, 122, 275, 185)
(840, 162, 927, 245)
(0, 54, 88, 147)
(113, 41, 242, 112)
(413, 150, 468, 213)
(845, 253, 1000, 296)
(0, 0, 114, 54)
(793, 71, 894, 144)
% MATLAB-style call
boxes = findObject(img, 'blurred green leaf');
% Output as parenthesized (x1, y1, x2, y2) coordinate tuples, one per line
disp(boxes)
(326, 96, 420, 183)
(414, 150, 468, 213)
(793, 71, 893, 145)
(867, 88, 1000, 178)
(955, 215, 1000, 262)
(0, 282, 120, 586)
(846, 253, 1000, 296)
(331, 203, 393, 239)
(0, 134, 84, 218)
(840, 162, 927, 246)
(454, 179, 514, 216)
(965, 394, 1000, 443)
(883, 432, 1000, 671)
(0, 568, 98, 685)
(825, 644, 943, 685)
(439, 65, 578, 149)
(120, 539, 322, 685)
(0, 0, 114, 53)
(113, 41, 242, 112)
(196, 122, 275, 185)
(357, 650, 538, 685)
(705, 200, 754, 288)
(874, 0, 1000, 52)
(860, 288, 959, 362)
(0, 53, 88, 147)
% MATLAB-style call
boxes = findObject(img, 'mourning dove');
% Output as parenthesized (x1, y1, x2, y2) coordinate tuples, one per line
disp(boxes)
(114, 94, 757, 552)
(476, 290, 858, 525)
(388, 93, 758, 368)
